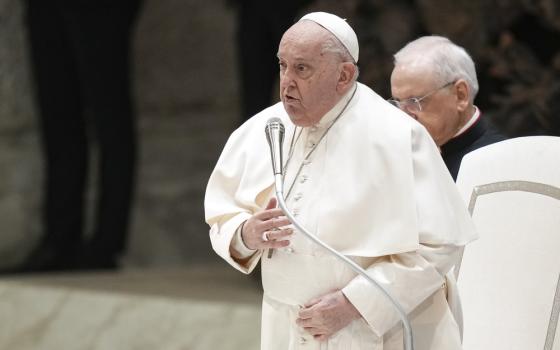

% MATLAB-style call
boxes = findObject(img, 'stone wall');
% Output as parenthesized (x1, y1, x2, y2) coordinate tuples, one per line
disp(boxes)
(0, 0, 41, 266)
(125, 0, 239, 266)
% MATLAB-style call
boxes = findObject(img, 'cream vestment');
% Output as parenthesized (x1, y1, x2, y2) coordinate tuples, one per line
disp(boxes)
(205, 83, 477, 349)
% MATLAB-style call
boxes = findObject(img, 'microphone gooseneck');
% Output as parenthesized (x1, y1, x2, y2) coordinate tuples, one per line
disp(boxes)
(265, 117, 285, 194)
(264, 117, 414, 350)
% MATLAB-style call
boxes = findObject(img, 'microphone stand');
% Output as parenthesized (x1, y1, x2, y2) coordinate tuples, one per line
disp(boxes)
(272, 173, 414, 350)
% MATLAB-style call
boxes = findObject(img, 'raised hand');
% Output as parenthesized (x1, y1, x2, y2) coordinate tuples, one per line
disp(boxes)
(241, 197, 293, 250)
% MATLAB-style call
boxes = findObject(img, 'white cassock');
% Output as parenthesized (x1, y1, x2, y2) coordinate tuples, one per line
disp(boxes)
(204, 82, 477, 349)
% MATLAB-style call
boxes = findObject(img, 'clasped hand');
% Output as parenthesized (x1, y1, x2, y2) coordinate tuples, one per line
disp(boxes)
(242, 198, 293, 250)
(296, 290, 361, 342)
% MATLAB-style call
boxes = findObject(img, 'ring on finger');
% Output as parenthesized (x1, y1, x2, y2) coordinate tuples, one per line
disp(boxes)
(262, 231, 269, 242)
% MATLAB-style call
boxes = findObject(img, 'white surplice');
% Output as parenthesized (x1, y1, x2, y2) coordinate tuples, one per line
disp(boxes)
(204, 82, 477, 349)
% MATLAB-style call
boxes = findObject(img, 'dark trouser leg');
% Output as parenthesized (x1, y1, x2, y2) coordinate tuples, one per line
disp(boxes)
(25, 0, 87, 269)
(61, 1, 141, 267)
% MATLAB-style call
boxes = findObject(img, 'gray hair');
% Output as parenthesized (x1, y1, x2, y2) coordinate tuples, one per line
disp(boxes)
(322, 36, 355, 63)
(321, 35, 360, 81)
(394, 36, 479, 102)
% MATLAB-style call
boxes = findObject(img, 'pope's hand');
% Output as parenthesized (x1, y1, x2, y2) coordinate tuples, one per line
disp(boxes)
(297, 290, 361, 341)
(242, 198, 293, 250)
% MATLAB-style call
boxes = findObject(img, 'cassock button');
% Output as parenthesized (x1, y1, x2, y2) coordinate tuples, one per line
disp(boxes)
(299, 336, 307, 344)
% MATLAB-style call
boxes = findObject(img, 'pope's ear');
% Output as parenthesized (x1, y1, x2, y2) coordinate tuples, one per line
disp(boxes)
(338, 62, 356, 90)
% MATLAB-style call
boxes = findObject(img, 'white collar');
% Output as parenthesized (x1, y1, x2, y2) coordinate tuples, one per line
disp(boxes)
(454, 106, 480, 137)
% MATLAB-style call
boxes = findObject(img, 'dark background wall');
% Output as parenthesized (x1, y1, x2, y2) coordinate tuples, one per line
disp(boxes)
(0, 0, 558, 269)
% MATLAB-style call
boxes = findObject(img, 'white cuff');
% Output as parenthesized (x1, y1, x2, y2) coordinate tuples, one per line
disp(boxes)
(231, 221, 257, 259)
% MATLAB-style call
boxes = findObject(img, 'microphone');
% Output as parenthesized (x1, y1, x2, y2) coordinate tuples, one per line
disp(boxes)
(264, 118, 414, 350)
(265, 117, 285, 193)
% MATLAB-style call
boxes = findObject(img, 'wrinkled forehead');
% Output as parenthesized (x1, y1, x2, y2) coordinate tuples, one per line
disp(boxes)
(393, 61, 439, 87)
(391, 64, 439, 98)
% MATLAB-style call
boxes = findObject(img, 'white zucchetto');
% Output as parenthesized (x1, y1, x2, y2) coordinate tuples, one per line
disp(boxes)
(299, 12, 359, 63)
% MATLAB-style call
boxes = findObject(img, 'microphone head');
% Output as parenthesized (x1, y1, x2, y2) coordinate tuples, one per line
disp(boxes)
(265, 117, 284, 133)
(265, 117, 285, 146)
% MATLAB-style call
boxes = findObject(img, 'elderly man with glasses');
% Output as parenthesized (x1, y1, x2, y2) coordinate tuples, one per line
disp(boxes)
(389, 36, 507, 180)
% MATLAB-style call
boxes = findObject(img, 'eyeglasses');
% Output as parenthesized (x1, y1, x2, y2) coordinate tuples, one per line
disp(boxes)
(388, 81, 455, 113)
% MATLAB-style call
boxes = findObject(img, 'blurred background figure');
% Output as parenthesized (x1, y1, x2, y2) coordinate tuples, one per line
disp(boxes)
(17, 0, 143, 272)
(389, 36, 507, 180)
(356, 0, 560, 137)
(230, 0, 313, 125)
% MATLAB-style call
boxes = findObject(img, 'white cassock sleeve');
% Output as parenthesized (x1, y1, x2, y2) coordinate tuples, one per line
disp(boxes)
(341, 121, 468, 338)
(342, 243, 460, 337)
